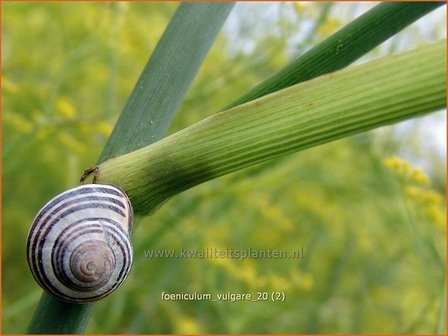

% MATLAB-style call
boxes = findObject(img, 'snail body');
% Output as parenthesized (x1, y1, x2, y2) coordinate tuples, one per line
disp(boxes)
(26, 184, 133, 303)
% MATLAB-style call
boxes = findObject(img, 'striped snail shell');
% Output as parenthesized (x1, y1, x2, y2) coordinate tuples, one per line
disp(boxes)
(26, 184, 133, 303)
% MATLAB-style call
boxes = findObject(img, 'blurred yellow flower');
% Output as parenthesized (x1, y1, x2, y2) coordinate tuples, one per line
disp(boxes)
(97, 121, 113, 137)
(300, 273, 314, 291)
(292, 2, 307, 15)
(4, 112, 33, 133)
(56, 97, 77, 118)
(405, 186, 442, 204)
(383, 155, 430, 186)
(174, 315, 201, 334)
(318, 17, 342, 36)
(269, 274, 292, 292)
(409, 167, 430, 186)
(383, 155, 411, 174)
(405, 185, 445, 231)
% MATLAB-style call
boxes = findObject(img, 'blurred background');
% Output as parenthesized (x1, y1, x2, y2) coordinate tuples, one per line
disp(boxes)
(2, 2, 446, 334)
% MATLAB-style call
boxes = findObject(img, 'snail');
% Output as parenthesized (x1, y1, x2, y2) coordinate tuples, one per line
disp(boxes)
(26, 183, 133, 303)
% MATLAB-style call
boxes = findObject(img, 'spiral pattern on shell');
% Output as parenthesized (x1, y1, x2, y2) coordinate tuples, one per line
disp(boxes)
(26, 184, 133, 303)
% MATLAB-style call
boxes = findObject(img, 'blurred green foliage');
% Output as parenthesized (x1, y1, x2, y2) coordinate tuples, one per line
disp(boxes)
(2, 2, 446, 334)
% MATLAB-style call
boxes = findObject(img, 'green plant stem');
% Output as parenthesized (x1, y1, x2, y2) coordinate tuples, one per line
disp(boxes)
(99, 2, 234, 162)
(95, 40, 446, 215)
(223, 1, 444, 110)
(27, 293, 93, 334)
(27, 3, 234, 334)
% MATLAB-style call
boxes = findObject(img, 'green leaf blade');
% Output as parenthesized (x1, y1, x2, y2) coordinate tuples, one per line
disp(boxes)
(224, 2, 445, 110)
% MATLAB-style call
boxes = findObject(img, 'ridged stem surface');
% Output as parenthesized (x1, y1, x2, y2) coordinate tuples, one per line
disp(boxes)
(96, 40, 446, 214)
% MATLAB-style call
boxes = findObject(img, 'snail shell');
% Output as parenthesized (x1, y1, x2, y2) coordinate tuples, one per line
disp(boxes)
(26, 184, 133, 303)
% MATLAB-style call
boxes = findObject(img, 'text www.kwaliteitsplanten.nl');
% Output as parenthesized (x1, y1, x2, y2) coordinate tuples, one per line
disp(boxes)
(143, 247, 304, 260)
